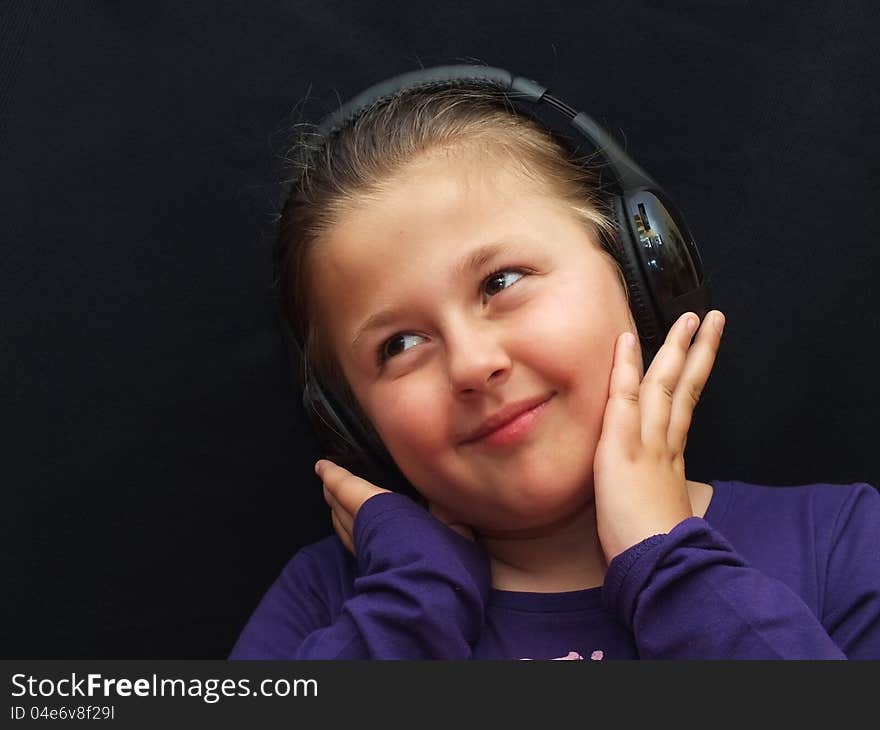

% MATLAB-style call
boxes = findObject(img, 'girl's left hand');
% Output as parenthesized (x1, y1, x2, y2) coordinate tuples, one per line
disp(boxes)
(593, 310, 725, 566)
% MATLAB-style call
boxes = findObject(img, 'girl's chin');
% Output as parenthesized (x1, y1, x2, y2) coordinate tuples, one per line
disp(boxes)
(408, 459, 594, 515)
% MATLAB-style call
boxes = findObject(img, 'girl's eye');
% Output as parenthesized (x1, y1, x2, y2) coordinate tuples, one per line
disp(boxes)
(378, 333, 425, 363)
(482, 268, 526, 298)
(375, 267, 529, 366)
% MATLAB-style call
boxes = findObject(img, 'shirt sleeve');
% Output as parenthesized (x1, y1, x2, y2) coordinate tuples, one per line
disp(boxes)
(819, 483, 880, 659)
(602, 484, 880, 659)
(228, 492, 491, 659)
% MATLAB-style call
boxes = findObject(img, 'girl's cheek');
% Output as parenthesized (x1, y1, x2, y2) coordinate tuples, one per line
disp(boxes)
(523, 289, 597, 356)
(368, 379, 445, 452)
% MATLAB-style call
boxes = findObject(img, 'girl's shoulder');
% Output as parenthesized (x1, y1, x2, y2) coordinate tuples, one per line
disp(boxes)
(297, 532, 356, 563)
(277, 533, 358, 606)
(706, 478, 878, 560)
(708, 478, 877, 520)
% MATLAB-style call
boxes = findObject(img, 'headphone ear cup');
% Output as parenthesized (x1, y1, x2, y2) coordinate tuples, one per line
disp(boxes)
(610, 194, 664, 365)
(302, 376, 367, 461)
(610, 190, 714, 367)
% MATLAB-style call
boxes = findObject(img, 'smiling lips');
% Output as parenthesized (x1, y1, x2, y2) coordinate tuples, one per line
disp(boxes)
(461, 392, 555, 447)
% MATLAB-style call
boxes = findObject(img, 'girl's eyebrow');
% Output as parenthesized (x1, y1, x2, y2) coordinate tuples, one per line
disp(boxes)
(349, 240, 513, 350)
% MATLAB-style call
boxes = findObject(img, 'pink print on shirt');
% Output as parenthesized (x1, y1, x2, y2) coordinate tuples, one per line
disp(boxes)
(521, 650, 604, 660)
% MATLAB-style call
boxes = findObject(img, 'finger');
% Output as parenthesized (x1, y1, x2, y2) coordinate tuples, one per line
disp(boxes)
(600, 330, 644, 455)
(316, 460, 389, 518)
(324, 485, 355, 537)
(667, 310, 724, 453)
(331, 509, 355, 555)
(639, 312, 700, 451)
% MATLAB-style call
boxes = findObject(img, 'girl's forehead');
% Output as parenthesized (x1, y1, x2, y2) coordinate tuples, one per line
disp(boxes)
(319, 156, 567, 267)
(315, 186, 601, 308)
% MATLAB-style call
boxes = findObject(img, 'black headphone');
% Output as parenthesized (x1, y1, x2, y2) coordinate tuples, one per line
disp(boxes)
(275, 64, 713, 496)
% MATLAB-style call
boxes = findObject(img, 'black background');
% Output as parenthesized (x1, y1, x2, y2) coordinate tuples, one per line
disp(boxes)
(2, 1, 877, 658)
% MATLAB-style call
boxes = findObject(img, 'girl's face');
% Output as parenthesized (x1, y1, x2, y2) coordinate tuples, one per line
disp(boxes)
(311, 151, 638, 535)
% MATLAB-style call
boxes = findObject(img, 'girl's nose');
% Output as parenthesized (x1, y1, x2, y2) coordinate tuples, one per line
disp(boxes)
(445, 322, 512, 394)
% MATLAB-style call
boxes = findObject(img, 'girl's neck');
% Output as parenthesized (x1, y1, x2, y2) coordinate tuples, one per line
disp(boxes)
(477, 480, 713, 594)
(478, 502, 607, 594)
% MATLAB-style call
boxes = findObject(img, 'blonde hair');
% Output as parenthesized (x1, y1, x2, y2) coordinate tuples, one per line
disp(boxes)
(274, 80, 630, 438)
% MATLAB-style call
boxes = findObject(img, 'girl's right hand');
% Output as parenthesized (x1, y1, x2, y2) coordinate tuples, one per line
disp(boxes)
(317, 459, 476, 555)
(316, 459, 391, 556)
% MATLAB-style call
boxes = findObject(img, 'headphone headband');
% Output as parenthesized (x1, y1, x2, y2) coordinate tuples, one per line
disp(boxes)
(294, 65, 661, 195)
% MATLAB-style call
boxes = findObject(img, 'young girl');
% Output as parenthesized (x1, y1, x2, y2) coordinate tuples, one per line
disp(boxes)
(229, 66, 880, 660)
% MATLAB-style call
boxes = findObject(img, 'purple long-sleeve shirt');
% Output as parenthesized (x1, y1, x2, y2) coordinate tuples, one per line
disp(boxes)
(229, 479, 880, 659)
